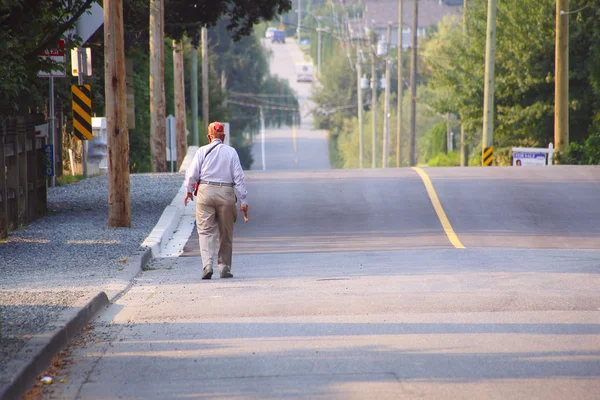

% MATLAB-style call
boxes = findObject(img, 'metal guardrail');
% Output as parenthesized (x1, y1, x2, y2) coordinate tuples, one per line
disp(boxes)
(0, 115, 48, 239)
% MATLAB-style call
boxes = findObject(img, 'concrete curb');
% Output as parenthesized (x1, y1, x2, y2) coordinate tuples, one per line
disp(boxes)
(141, 145, 198, 259)
(0, 292, 109, 400)
(0, 148, 199, 400)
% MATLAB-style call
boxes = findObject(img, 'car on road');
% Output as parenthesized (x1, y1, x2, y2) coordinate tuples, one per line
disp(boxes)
(265, 27, 276, 39)
(272, 30, 285, 44)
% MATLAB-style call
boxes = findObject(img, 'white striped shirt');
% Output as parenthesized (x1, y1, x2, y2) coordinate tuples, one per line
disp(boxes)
(184, 139, 248, 204)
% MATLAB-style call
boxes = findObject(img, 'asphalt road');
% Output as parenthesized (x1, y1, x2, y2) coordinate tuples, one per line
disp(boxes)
(46, 40, 600, 399)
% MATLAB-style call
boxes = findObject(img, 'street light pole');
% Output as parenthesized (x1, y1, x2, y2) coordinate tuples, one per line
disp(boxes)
(317, 27, 322, 75)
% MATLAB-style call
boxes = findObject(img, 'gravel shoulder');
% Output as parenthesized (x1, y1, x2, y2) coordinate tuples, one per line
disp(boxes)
(0, 173, 183, 376)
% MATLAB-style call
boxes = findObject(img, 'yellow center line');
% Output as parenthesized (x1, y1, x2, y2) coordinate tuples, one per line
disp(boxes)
(412, 167, 466, 249)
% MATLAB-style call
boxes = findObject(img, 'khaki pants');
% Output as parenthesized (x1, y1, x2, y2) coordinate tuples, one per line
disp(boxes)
(195, 185, 237, 272)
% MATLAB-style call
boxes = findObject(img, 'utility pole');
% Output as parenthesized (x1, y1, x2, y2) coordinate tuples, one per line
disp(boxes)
(397, 0, 403, 168)
(371, 40, 378, 169)
(201, 26, 209, 128)
(461, 0, 468, 166)
(104, 0, 131, 227)
(555, 0, 569, 159)
(191, 45, 199, 146)
(150, 0, 166, 172)
(173, 40, 187, 168)
(382, 23, 392, 168)
(408, 0, 418, 166)
(298, 0, 301, 43)
(481, 0, 497, 167)
(357, 45, 364, 168)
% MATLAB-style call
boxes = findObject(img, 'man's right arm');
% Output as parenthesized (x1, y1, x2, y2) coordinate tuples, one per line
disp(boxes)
(184, 148, 203, 193)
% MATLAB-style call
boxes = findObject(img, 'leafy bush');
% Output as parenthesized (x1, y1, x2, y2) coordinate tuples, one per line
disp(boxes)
(428, 151, 460, 167)
(560, 133, 600, 165)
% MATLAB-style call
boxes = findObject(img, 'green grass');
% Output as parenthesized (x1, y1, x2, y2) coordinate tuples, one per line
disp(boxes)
(57, 174, 85, 186)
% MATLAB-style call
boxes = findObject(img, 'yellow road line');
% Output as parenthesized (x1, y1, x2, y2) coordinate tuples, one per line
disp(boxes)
(412, 167, 465, 249)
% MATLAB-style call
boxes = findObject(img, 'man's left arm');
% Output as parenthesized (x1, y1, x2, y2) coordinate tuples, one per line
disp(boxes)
(232, 152, 248, 207)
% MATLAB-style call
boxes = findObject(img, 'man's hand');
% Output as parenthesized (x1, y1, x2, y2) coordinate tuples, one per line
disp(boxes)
(184, 192, 194, 206)
(240, 203, 249, 222)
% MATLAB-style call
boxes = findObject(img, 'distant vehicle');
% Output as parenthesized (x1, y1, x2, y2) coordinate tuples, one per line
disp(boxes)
(300, 39, 310, 46)
(295, 63, 314, 82)
(265, 27, 276, 39)
(272, 30, 285, 43)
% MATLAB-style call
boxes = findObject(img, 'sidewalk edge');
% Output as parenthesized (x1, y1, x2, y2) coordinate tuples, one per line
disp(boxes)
(0, 292, 109, 400)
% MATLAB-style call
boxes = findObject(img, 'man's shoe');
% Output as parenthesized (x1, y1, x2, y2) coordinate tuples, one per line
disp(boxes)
(220, 269, 233, 279)
(202, 267, 213, 280)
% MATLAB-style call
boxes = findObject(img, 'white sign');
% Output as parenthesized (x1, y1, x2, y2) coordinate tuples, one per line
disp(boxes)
(71, 48, 92, 76)
(38, 39, 66, 78)
(76, 2, 104, 45)
(512, 143, 554, 166)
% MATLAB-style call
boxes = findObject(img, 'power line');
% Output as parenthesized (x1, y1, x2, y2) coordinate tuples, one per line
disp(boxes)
(228, 99, 300, 111)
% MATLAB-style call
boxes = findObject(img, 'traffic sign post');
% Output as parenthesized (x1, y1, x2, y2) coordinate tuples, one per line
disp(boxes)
(38, 39, 66, 187)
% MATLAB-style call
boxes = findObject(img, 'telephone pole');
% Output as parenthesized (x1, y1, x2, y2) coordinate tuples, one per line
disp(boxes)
(104, 0, 131, 227)
(408, 0, 418, 166)
(461, 0, 469, 166)
(371, 41, 378, 169)
(357, 45, 364, 168)
(555, 0, 569, 158)
(191, 46, 199, 146)
(150, 0, 166, 172)
(481, 0, 497, 166)
(397, 0, 403, 168)
(173, 40, 187, 168)
(382, 23, 392, 168)
(201, 27, 209, 127)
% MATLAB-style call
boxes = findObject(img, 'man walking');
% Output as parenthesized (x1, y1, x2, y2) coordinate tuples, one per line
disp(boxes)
(184, 121, 249, 279)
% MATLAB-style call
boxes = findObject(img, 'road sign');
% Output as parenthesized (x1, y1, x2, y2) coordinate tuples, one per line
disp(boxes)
(71, 48, 92, 76)
(43, 144, 54, 176)
(72, 84, 93, 140)
(483, 146, 494, 166)
(76, 1, 104, 45)
(38, 39, 66, 78)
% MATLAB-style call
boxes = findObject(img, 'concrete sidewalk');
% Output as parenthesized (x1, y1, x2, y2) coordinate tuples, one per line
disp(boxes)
(0, 147, 198, 400)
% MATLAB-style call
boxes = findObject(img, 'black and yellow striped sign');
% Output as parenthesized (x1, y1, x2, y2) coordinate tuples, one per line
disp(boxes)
(72, 84, 93, 140)
(483, 146, 494, 166)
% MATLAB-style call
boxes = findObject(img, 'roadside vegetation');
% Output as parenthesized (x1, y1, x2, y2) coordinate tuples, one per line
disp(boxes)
(305, 0, 600, 167)
(0, 0, 297, 173)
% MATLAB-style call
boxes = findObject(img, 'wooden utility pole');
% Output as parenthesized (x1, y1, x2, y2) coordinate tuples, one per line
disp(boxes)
(357, 45, 364, 168)
(408, 0, 418, 166)
(371, 35, 378, 168)
(481, 0, 497, 166)
(104, 0, 131, 227)
(382, 23, 392, 168)
(461, 0, 468, 166)
(173, 40, 187, 168)
(555, 0, 569, 158)
(201, 27, 209, 127)
(397, 0, 403, 168)
(191, 46, 199, 146)
(150, 0, 167, 172)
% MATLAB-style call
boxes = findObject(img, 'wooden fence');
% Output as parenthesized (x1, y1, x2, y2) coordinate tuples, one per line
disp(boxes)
(0, 115, 48, 239)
